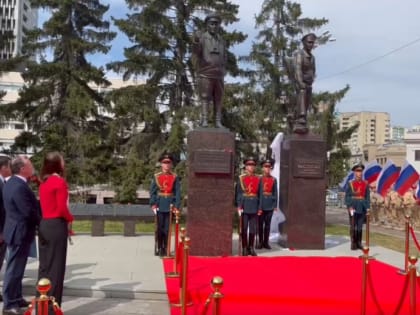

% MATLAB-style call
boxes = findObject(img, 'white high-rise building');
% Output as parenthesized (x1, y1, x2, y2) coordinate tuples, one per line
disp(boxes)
(0, 0, 38, 59)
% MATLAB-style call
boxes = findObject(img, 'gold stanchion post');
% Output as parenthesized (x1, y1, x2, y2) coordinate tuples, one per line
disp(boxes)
(408, 256, 417, 315)
(181, 236, 192, 315)
(37, 278, 52, 315)
(360, 247, 369, 315)
(398, 214, 410, 275)
(166, 209, 174, 257)
(166, 213, 182, 278)
(365, 210, 370, 248)
(210, 276, 224, 315)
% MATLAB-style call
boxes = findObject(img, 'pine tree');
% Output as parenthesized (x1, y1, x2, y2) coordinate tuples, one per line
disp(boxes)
(107, 0, 246, 197)
(4, 0, 116, 185)
(311, 86, 359, 187)
(241, 0, 328, 157)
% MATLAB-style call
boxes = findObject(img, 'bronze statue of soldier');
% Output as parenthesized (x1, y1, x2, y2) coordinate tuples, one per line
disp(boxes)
(192, 13, 227, 128)
(291, 33, 317, 134)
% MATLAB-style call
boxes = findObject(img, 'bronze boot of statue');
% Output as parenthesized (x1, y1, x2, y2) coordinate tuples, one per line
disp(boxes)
(215, 104, 224, 128)
(201, 102, 209, 127)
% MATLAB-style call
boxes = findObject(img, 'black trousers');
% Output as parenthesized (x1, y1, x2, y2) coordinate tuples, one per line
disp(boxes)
(38, 218, 68, 306)
(157, 212, 170, 250)
(258, 210, 273, 244)
(242, 213, 257, 248)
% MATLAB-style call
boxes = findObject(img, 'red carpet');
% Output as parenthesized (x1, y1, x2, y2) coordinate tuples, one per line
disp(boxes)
(163, 256, 418, 315)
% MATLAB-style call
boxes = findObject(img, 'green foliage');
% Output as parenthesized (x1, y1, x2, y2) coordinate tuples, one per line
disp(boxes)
(240, 0, 328, 157)
(310, 86, 359, 187)
(6, 0, 116, 184)
(107, 0, 246, 200)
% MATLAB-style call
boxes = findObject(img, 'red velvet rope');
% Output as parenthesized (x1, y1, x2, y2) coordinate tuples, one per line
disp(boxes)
(200, 293, 213, 315)
(409, 225, 420, 251)
(391, 274, 410, 315)
(366, 265, 385, 315)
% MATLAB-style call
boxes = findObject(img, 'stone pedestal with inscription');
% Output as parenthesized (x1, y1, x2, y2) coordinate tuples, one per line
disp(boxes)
(186, 128, 235, 256)
(279, 133, 326, 249)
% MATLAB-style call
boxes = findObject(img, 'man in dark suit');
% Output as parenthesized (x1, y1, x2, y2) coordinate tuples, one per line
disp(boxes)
(0, 156, 11, 302)
(2, 156, 40, 315)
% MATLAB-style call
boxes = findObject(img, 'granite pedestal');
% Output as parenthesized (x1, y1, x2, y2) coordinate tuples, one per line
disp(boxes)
(186, 129, 235, 256)
(279, 133, 326, 249)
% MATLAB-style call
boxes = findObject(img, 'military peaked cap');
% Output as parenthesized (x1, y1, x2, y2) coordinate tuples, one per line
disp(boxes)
(351, 163, 365, 171)
(261, 158, 275, 168)
(301, 33, 317, 42)
(205, 13, 221, 24)
(243, 157, 257, 166)
(159, 153, 174, 163)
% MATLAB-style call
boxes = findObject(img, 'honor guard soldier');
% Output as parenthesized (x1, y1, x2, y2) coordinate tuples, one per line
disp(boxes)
(236, 157, 260, 256)
(149, 153, 181, 256)
(257, 158, 278, 250)
(345, 163, 370, 250)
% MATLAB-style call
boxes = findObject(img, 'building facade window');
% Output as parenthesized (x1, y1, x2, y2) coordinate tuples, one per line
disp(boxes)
(415, 150, 420, 161)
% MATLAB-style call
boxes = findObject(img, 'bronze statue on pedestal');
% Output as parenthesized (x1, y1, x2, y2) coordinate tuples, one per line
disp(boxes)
(289, 33, 317, 134)
(192, 13, 227, 128)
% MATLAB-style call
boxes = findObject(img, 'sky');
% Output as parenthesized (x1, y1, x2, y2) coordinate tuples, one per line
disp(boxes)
(38, 0, 420, 128)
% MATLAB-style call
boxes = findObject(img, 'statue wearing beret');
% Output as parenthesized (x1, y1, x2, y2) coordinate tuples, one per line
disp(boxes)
(192, 13, 227, 128)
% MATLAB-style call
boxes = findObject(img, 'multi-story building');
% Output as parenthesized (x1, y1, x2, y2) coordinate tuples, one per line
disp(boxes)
(0, 0, 38, 59)
(0, 71, 142, 153)
(404, 126, 420, 173)
(391, 126, 405, 142)
(338, 111, 391, 163)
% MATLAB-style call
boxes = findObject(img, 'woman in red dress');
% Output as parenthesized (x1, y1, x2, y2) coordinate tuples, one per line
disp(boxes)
(38, 152, 73, 306)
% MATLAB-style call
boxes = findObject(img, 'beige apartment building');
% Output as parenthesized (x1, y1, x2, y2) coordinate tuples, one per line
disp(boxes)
(338, 111, 391, 163)
(0, 71, 142, 153)
(0, 0, 38, 59)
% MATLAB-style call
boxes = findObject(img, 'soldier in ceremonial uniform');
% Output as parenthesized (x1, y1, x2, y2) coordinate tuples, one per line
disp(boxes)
(257, 159, 278, 250)
(149, 153, 181, 257)
(236, 157, 260, 256)
(345, 163, 370, 250)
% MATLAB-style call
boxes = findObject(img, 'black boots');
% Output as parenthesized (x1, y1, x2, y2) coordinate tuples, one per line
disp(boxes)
(248, 234, 257, 256)
(241, 234, 257, 256)
(357, 230, 363, 250)
(263, 228, 271, 249)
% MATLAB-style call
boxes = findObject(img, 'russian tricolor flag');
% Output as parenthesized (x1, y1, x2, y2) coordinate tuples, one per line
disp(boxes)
(363, 161, 382, 184)
(376, 160, 400, 197)
(339, 170, 354, 191)
(414, 181, 420, 200)
(394, 161, 419, 196)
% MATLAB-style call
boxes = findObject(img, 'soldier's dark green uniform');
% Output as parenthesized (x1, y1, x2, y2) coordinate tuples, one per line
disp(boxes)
(345, 163, 370, 250)
(257, 158, 278, 250)
(150, 153, 181, 256)
(236, 157, 260, 256)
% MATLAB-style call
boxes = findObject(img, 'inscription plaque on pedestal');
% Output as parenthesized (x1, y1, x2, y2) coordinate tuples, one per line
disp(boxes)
(293, 158, 324, 178)
(193, 150, 232, 175)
